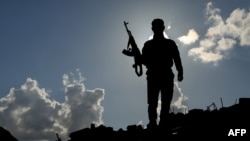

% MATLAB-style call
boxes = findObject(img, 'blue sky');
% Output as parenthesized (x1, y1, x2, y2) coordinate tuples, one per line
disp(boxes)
(0, 0, 250, 140)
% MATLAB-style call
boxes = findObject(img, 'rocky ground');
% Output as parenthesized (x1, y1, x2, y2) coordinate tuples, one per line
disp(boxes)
(1, 98, 250, 141)
(68, 98, 250, 140)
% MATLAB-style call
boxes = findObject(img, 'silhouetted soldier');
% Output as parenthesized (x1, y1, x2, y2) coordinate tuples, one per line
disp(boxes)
(141, 18, 183, 129)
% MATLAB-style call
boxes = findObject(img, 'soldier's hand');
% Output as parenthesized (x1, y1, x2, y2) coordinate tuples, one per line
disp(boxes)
(177, 72, 183, 82)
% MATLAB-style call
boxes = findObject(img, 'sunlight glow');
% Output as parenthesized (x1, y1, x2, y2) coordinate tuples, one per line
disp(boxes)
(148, 31, 169, 40)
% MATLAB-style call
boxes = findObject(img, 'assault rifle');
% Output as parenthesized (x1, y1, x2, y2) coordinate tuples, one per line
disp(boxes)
(122, 21, 143, 77)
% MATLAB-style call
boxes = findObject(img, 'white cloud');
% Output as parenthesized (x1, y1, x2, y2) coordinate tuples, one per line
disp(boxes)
(178, 29, 199, 45)
(224, 8, 250, 46)
(217, 37, 236, 51)
(171, 82, 188, 114)
(188, 47, 223, 64)
(0, 70, 105, 141)
(188, 2, 250, 64)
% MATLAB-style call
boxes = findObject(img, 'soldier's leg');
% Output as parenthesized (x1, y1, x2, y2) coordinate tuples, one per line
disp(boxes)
(159, 80, 174, 127)
(147, 78, 160, 128)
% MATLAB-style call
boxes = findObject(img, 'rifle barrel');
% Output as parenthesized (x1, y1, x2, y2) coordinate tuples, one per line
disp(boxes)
(124, 21, 130, 33)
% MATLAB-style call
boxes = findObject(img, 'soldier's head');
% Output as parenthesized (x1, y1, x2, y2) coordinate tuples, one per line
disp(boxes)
(151, 18, 165, 35)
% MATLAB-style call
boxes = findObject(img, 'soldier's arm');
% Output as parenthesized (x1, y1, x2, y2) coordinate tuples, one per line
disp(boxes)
(141, 42, 149, 67)
(172, 41, 183, 81)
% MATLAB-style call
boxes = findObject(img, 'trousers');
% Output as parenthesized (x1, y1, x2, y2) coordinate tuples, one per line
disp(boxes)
(147, 72, 174, 125)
